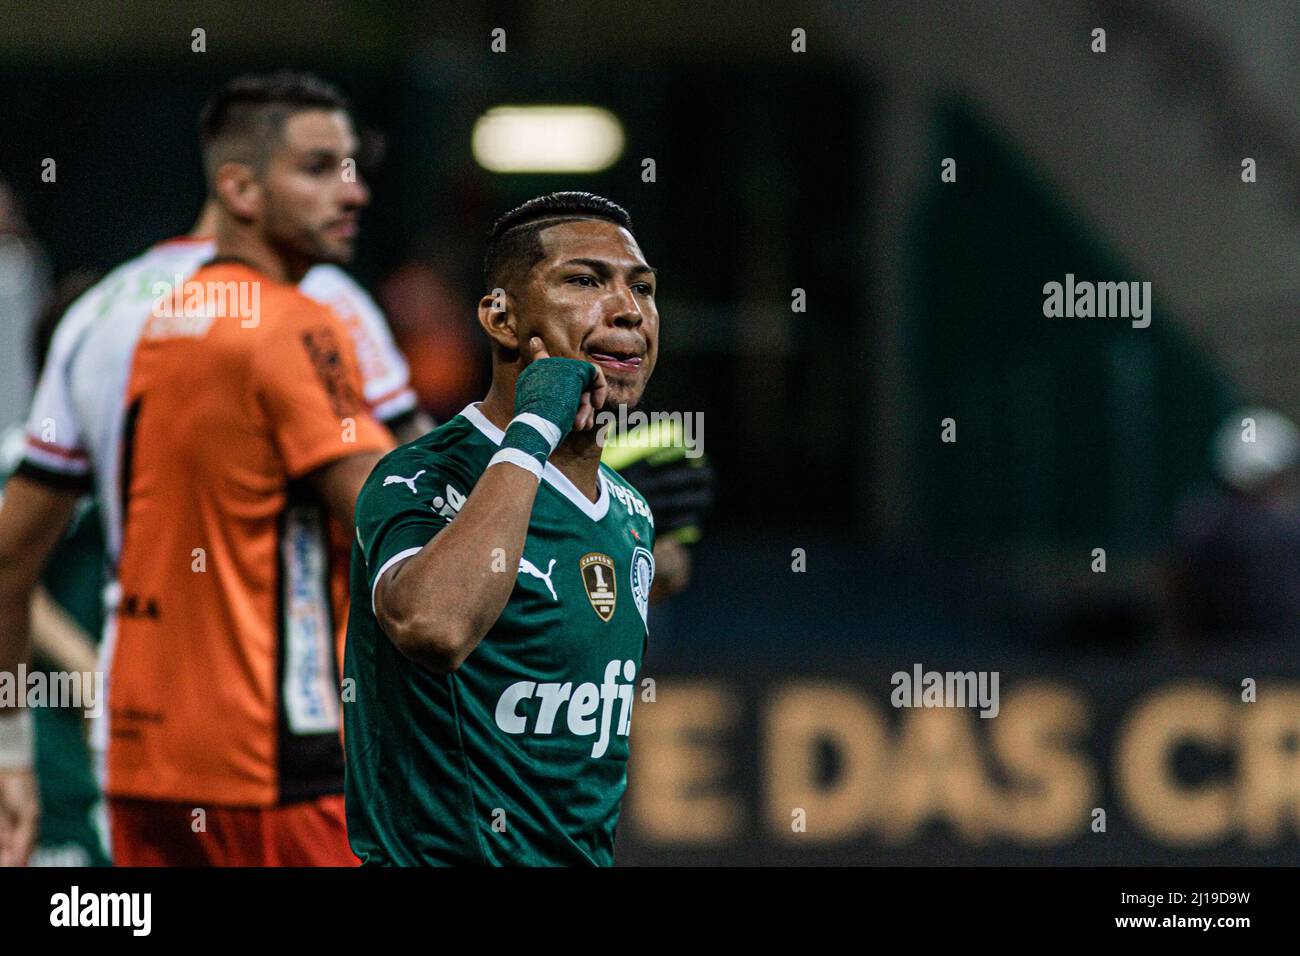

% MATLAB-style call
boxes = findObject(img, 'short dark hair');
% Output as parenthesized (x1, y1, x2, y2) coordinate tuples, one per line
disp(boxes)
(198, 71, 349, 187)
(484, 191, 634, 293)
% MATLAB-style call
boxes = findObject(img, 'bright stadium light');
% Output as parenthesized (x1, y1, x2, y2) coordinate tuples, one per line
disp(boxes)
(472, 105, 625, 173)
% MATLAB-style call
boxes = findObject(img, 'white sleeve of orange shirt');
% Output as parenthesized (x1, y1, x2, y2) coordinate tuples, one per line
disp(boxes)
(19, 291, 97, 487)
(299, 265, 418, 425)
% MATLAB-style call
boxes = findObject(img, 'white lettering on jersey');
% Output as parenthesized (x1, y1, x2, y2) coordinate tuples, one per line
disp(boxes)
(494, 659, 637, 757)
(430, 483, 465, 521)
(518, 556, 557, 600)
(608, 481, 652, 524)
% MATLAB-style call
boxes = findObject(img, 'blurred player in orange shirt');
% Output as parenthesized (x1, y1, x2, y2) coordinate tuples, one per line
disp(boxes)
(0, 72, 396, 866)
(106, 72, 394, 865)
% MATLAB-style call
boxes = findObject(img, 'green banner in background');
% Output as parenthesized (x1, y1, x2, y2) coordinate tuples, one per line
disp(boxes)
(905, 100, 1235, 555)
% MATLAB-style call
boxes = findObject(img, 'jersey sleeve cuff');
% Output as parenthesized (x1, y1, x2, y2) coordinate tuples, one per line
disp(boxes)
(369, 387, 419, 424)
(371, 546, 424, 616)
(14, 459, 93, 493)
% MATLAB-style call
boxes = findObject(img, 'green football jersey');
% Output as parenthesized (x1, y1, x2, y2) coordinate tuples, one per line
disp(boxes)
(344, 403, 655, 866)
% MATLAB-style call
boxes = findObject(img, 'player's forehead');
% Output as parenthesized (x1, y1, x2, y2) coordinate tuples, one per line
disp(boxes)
(536, 219, 649, 272)
(278, 109, 357, 157)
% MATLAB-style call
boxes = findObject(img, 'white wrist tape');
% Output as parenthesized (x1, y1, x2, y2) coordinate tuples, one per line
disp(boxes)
(0, 710, 34, 769)
(488, 447, 543, 479)
(510, 413, 563, 455)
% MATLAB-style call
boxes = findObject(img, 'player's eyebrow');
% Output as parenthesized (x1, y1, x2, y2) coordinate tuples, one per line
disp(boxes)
(300, 147, 346, 162)
(559, 257, 658, 279)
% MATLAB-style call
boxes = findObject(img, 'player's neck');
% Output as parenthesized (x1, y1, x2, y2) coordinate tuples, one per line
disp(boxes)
(549, 432, 602, 503)
(189, 201, 219, 238)
(214, 222, 309, 284)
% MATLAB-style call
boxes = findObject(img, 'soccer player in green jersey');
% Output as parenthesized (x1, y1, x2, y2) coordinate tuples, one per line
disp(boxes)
(345, 192, 660, 865)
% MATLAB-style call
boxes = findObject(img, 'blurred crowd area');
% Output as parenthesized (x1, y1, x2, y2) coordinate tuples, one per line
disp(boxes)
(3, 0, 1297, 662)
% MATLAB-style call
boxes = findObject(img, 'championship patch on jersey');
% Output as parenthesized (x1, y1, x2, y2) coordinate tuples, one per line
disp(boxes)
(630, 546, 654, 631)
(579, 552, 617, 622)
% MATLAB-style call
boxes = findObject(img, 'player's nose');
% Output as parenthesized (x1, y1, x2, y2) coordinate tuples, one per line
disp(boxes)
(607, 283, 643, 328)
(340, 175, 370, 208)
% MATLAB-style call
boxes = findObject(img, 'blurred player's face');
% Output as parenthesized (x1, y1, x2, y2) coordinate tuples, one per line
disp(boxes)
(260, 109, 369, 265)
(519, 219, 659, 410)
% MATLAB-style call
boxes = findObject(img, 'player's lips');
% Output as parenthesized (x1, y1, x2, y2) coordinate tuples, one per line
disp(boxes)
(587, 350, 643, 374)
(327, 218, 359, 238)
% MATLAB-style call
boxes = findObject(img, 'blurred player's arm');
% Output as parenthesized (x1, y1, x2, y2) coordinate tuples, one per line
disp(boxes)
(376, 340, 602, 674)
(307, 449, 386, 536)
(650, 538, 692, 601)
(0, 475, 80, 865)
(0, 476, 78, 672)
(258, 298, 400, 537)
(31, 587, 97, 675)
(29, 588, 98, 745)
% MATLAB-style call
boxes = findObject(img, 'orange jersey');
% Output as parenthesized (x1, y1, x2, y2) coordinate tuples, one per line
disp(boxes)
(107, 261, 393, 806)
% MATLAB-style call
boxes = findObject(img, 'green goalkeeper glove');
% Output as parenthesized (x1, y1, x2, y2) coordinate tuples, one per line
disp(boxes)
(602, 419, 714, 543)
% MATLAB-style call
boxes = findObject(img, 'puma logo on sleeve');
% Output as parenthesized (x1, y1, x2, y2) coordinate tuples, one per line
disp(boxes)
(383, 469, 426, 494)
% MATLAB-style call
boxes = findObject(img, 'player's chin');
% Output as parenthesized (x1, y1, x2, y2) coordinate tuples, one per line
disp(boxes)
(314, 237, 356, 265)
(602, 380, 646, 411)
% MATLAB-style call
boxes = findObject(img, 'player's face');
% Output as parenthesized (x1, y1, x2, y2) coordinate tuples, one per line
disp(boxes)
(261, 110, 369, 265)
(520, 220, 659, 410)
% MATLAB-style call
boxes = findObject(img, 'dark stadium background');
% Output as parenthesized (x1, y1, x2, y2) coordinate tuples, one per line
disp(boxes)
(1, 0, 1297, 865)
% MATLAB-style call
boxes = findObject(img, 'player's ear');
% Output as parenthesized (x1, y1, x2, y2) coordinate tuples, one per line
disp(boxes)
(477, 287, 519, 353)
(214, 162, 261, 221)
